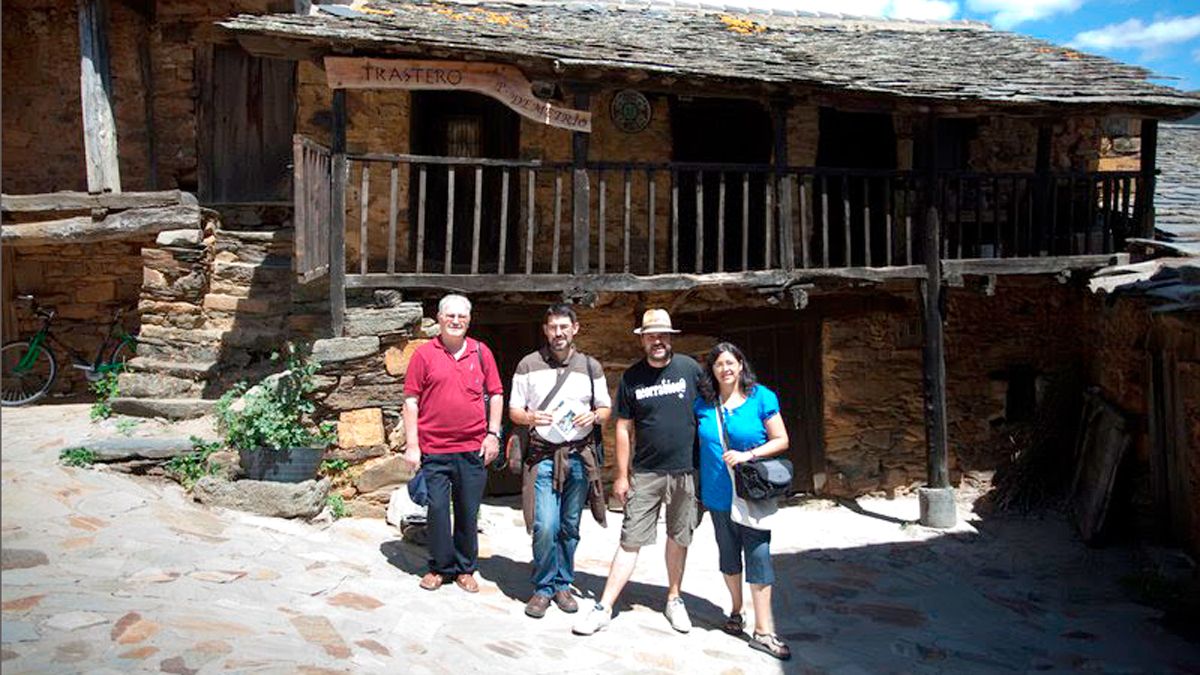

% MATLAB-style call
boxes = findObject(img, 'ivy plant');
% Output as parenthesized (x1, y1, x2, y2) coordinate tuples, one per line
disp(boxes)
(215, 344, 335, 453)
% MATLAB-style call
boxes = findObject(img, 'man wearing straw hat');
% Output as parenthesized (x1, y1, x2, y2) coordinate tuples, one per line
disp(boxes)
(573, 308, 704, 636)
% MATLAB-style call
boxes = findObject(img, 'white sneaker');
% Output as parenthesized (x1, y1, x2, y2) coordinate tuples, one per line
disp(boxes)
(664, 597, 692, 633)
(572, 602, 612, 635)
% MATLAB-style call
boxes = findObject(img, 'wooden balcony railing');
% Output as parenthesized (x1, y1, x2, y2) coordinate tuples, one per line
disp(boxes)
(292, 136, 1146, 296)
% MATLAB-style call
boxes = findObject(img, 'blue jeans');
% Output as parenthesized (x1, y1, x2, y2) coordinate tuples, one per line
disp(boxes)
(530, 455, 588, 596)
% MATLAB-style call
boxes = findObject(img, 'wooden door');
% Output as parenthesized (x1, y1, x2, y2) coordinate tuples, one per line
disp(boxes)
(199, 45, 296, 203)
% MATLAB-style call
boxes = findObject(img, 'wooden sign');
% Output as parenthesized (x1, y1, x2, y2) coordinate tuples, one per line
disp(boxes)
(325, 57, 592, 133)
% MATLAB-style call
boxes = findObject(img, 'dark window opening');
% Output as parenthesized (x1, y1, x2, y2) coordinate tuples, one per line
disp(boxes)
(815, 108, 897, 266)
(1003, 365, 1039, 424)
(409, 92, 520, 273)
(671, 97, 774, 272)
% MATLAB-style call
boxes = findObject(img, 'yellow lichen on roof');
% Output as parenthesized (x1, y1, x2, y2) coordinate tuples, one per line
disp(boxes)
(720, 14, 766, 35)
(424, 2, 529, 28)
(351, 0, 394, 15)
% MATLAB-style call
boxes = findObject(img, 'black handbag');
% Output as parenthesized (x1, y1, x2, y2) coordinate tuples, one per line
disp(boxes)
(716, 403, 793, 501)
(734, 458, 794, 501)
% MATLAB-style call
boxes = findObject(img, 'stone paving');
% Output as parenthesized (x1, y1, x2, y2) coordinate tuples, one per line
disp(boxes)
(2, 404, 1198, 674)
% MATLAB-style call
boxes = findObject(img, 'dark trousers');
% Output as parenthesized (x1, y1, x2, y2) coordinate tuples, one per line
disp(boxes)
(422, 450, 487, 576)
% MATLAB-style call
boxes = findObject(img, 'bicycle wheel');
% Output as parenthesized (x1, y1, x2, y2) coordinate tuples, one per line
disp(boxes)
(103, 337, 138, 375)
(1, 340, 58, 406)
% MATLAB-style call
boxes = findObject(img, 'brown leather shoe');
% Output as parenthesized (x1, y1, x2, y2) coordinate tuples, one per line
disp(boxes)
(419, 572, 445, 591)
(552, 590, 579, 613)
(454, 573, 479, 593)
(525, 594, 551, 618)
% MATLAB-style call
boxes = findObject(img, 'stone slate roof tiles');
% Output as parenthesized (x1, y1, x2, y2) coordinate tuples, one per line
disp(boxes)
(219, 0, 1200, 109)
(1155, 124, 1200, 255)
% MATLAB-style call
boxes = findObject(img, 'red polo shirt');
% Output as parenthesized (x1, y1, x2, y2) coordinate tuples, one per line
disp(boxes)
(404, 337, 503, 455)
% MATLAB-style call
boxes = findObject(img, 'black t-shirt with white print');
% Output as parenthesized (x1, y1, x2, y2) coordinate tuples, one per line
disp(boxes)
(615, 353, 703, 474)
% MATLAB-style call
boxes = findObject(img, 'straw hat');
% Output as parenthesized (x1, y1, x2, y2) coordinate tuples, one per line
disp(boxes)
(632, 308, 681, 335)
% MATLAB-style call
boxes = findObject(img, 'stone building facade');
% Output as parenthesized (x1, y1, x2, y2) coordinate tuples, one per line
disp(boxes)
(2, 0, 1197, 549)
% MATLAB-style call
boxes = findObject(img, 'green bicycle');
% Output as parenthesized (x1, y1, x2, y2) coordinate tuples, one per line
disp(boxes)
(1, 295, 138, 406)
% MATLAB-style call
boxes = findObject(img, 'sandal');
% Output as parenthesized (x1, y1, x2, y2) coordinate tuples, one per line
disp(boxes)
(749, 632, 791, 661)
(721, 612, 745, 636)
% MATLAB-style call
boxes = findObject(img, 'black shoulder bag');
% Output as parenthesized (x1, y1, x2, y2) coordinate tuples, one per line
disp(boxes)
(716, 403, 794, 502)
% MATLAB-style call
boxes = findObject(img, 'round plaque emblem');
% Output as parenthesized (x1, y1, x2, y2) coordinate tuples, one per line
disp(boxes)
(610, 90, 652, 134)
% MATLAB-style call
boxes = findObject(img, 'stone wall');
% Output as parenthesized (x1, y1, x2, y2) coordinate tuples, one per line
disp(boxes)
(7, 239, 149, 396)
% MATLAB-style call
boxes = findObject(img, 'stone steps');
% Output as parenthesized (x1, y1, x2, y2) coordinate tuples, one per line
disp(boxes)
(126, 356, 219, 379)
(110, 397, 217, 420)
(117, 371, 207, 399)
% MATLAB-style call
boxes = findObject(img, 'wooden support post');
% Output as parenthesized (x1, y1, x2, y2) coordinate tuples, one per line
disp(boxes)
(572, 90, 591, 275)
(1139, 119, 1158, 240)
(78, 0, 121, 193)
(772, 99, 794, 271)
(920, 206, 950, 490)
(1034, 122, 1052, 254)
(330, 89, 348, 337)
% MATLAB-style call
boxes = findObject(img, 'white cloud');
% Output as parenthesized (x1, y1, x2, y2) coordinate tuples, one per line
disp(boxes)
(965, 0, 1082, 28)
(1070, 15, 1200, 52)
(752, 0, 958, 21)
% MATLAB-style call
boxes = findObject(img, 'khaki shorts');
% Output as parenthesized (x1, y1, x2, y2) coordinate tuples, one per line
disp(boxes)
(619, 471, 697, 548)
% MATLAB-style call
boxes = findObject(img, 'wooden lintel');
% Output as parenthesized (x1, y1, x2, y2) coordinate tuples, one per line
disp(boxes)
(1, 205, 202, 247)
(2, 190, 197, 214)
(235, 34, 327, 61)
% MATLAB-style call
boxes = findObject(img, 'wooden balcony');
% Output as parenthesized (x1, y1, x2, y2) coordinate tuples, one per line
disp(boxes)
(293, 135, 1144, 300)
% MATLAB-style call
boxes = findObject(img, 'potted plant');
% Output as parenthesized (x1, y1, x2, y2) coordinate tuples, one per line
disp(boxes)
(215, 344, 335, 483)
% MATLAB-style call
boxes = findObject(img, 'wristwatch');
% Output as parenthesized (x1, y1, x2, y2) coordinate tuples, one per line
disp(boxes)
(485, 430, 500, 440)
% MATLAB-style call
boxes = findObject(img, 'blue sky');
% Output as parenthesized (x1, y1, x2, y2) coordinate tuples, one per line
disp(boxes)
(761, 0, 1200, 93)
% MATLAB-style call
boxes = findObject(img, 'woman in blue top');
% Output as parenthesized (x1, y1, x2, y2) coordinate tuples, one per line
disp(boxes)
(695, 342, 791, 661)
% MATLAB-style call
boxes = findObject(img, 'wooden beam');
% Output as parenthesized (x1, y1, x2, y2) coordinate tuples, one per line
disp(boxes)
(330, 89, 348, 337)
(1, 205, 202, 247)
(919, 206, 950, 488)
(137, 15, 159, 189)
(78, 0, 121, 193)
(944, 254, 1127, 277)
(2, 190, 197, 213)
(1139, 119, 1158, 239)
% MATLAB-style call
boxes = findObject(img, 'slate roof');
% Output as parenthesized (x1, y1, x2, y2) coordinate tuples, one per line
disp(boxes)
(1155, 124, 1200, 255)
(220, 0, 1200, 110)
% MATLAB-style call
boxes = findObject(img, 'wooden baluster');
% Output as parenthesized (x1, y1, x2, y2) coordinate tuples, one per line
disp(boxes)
(293, 139, 307, 274)
(1067, 175, 1077, 255)
(764, 174, 773, 268)
(1049, 177, 1058, 256)
(624, 168, 632, 274)
(1008, 176, 1019, 257)
(695, 170, 704, 273)
(498, 169, 509, 274)
(671, 170, 679, 274)
(444, 166, 455, 274)
(741, 172, 750, 270)
(1102, 176, 1112, 253)
(1086, 176, 1096, 254)
(905, 178, 913, 265)
(842, 174, 851, 267)
(471, 165, 483, 274)
(359, 163, 370, 274)
(388, 161, 398, 273)
(416, 166, 427, 273)
(647, 169, 656, 276)
(526, 169, 536, 274)
(552, 170, 563, 274)
(955, 176, 963, 259)
(821, 175, 830, 268)
(1121, 175, 1132, 240)
(799, 175, 811, 269)
(863, 176, 872, 267)
(598, 170, 606, 274)
(883, 176, 892, 267)
(717, 171, 726, 273)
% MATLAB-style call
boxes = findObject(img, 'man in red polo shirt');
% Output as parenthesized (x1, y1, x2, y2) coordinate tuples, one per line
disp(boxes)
(402, 294, 503, 593)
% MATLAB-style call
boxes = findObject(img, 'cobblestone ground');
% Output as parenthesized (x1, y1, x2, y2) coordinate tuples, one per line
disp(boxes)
(2, 404, 1198, 674)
